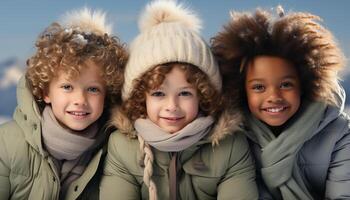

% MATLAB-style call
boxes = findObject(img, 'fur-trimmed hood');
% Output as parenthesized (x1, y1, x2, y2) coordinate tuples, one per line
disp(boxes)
(109, 106, 242, 146)
(211, 7, 346, 107)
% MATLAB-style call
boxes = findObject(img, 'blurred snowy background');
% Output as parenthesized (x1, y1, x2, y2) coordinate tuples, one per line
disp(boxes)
(0, 0, 349, 124)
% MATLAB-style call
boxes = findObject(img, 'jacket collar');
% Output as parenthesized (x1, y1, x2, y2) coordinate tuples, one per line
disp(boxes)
(14, 76, 46, 155)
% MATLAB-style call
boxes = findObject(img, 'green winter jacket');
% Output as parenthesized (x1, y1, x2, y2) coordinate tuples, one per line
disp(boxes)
(100, 110, 258, 200)
(0, 77, 107, 200)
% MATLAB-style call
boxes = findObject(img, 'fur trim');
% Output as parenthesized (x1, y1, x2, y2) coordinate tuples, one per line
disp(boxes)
(109, 107, 242, 145)
(60, 7, 112, 35)
(109, 106, 137, 138)
(138, 0, 201, 33)
(209, 109, 242, 146)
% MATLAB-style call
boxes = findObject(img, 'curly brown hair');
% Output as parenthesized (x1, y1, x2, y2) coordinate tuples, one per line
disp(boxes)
(211, 7, 345, 108)
(121, 62, 223, 122)
(26, 22, 128, 110)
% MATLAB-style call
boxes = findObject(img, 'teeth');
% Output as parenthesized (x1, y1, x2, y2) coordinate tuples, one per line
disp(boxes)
(70, 112, 87, 116)
(266, 107, 284, 113)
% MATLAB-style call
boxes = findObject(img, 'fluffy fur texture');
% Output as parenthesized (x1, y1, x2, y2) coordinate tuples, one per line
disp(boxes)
(139, 0, 201, 33)
(60, 7, 112, 35)
(212, 7, 346, 107)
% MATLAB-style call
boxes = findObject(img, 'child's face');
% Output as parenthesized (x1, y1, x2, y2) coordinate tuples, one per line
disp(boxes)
(146, 66, 199, 134)
(43, 61, 106, 131)
(245, 56, 301, 127)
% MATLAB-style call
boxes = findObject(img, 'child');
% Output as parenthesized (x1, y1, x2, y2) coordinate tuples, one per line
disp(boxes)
(211, 6, 349, 199)
(99, 1, 258, 200)
(0, 8, 127, 200)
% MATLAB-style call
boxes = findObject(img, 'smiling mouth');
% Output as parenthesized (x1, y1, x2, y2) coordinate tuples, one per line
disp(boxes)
(161, 117, 184, 121)
(262, 106, 288, 113)
(67, 111, 90, 116)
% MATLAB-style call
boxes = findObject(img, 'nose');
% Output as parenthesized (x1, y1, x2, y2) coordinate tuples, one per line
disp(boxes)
(165, 96, 178, 112)
(73, 90, 87, 106)
(267, 88, 283, 103)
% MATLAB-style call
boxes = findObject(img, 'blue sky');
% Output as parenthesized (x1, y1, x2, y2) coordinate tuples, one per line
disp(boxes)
(0, 0, 349, 63)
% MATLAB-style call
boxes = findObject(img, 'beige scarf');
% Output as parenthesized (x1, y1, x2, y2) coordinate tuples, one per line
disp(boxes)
(41, 106, 98, 198)
(134, 116, 214, 152)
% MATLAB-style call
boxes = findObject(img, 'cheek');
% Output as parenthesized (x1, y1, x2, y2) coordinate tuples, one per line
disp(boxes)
(146, 99, 157, 117)
(246, 93, 260, 110)
(92, 94, 105, 103)
(49, 96, 65, 108)
(290, 92, 301, 109)
(97, 97, 106, 110)
(186, 100, 199, 118)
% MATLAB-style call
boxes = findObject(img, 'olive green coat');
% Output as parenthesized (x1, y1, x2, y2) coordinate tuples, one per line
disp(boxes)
(100, 110, 258, 200)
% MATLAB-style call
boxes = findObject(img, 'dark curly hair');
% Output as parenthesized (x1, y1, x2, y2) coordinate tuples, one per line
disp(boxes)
(211, 7, 345, 109)
(121, 62, 223, 122)
(26, 22, 128, 110)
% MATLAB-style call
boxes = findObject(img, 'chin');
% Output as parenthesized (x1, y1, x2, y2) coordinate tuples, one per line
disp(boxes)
(69, 125, 89, 132)
(264, 119, 287, 127)
(163, 128, 181, 134)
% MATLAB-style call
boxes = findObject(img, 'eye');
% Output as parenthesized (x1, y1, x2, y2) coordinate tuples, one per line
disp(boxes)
(61, 84, 72, 91)
(150, 91, 165, 97)
(251, 84, 265, 92)
(179, 91, 193, 96)
(280, 81, 294, 89)
(88, 87, 100, 93)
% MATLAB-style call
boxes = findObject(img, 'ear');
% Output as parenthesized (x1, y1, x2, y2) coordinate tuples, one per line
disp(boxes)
(43, 91, 51, 104)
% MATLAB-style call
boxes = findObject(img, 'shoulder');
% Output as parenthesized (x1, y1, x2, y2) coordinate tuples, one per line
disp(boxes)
(317, 111, 350, 141)
(326, 112, 350, 147)
(185, 131, 254, 180)
(108, 130, 140, 153)
(106, 130, 143, 174)
(201, 131, 251, 168)
(0, 120, 33, 175)
(0, 120, 22, 134)
(0, 120, 27, 151)
(300, 112, 350, 163)
(214, 131, 250, 155)
(336, 112, 350, 132)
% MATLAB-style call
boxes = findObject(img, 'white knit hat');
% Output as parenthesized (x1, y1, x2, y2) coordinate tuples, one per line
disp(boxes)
(122, 0, 222, 100)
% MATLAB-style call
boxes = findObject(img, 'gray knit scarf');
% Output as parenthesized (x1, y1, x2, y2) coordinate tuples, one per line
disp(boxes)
(245, 101, 327, 200)
(134, 116, 214, 152)
(41, 106, 98, 198)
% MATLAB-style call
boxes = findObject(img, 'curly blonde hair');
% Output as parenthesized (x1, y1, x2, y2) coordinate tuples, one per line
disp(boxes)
(121, 62, 223, 122)
(211, 7, 345, 108)
(26, 22, 128, 110)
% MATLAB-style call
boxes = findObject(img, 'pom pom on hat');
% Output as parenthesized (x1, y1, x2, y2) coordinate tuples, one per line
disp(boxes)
(139, 0, 201, 33)
(60, 7, 112, 36)
(122, 0, 221, 100)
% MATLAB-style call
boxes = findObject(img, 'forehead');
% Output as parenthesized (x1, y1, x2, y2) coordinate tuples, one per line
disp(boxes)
(163, 66, 190, 83)
(57, 59, 102, 77)
(246, 56, 298, 79)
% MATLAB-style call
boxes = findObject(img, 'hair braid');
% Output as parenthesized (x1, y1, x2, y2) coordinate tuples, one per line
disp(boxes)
(138, 136, 158, 200)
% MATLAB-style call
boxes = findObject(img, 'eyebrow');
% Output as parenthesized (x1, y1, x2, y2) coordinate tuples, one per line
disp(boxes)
(179, 85, 195, 90)
(247, 75, 298, 83)
(246, 78, 264, 83)
(89, 81, 104, 85)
